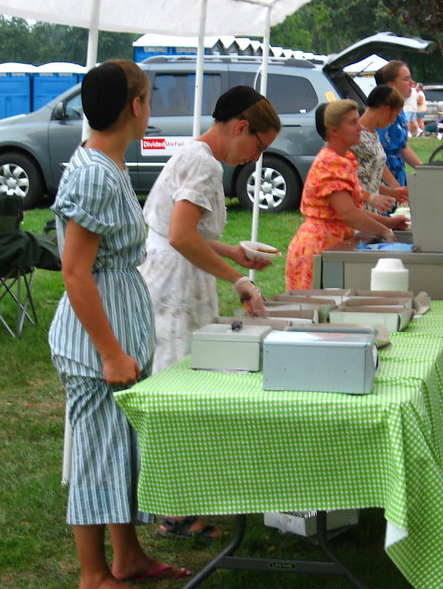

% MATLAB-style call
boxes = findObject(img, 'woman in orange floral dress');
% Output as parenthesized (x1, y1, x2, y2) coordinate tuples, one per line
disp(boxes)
(285, 100, 409, 291)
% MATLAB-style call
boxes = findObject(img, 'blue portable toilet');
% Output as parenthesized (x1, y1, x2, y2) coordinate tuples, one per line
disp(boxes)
(0, 62, 36, 119)
(32, 62, 86, 111)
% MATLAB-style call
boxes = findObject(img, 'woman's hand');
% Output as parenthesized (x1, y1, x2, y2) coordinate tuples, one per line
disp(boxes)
(170, 201, 271, 282)
(233, 277, 268, 316)
(386, 214, 410, 231)
(392, 186, 409, 204)
(232, 245, 272, 270)
(102, 350, 141, 386)
(369, 193, 396, 214)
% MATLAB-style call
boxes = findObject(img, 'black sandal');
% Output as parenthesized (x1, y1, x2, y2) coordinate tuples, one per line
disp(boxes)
(157, 516, 219, 540)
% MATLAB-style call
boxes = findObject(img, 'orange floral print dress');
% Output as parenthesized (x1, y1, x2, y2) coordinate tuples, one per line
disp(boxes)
(285, 147, 365, 291)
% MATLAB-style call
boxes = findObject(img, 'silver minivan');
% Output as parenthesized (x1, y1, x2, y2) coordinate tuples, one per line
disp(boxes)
(0, 32, 434, 211)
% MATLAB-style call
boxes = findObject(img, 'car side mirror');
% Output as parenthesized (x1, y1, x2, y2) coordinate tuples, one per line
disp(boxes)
(53, 101, 67, 120)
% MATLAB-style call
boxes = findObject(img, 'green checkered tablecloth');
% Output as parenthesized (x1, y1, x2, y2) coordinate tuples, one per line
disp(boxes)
(115, 301, 443, 589)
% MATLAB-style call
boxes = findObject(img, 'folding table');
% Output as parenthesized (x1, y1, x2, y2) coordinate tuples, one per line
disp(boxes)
(115, 302, 443, 589)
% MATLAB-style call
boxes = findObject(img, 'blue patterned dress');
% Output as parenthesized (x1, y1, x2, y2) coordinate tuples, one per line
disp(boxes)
(376, 111, 408, 186)
(49, 146, 156, 525)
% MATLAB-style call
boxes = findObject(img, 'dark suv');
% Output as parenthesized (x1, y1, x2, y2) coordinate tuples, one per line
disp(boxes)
(0, 33, 434, 212)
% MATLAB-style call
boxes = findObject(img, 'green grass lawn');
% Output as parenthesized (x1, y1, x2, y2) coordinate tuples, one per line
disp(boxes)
(406, 135, 442, 170)
(1, 136, 437, 588)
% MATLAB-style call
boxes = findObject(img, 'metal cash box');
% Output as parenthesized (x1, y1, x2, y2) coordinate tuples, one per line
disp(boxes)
(262, 326, 378, 394)
(191, 323, 272, 371)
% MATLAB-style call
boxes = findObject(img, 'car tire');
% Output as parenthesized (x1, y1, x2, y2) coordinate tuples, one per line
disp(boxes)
(0, 152, 45, 209)
(235, 155, 302, 213)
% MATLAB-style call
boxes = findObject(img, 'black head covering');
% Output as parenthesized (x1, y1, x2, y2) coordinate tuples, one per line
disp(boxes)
(212, 85, 265, 122)
(374, 67, 385, 86)
(315, 102, 328, 140)
(81, 62, 128, 131)
(367, 84, 394, 108)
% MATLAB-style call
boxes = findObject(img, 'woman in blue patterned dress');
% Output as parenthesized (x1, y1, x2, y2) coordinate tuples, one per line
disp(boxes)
(376, 60, 422, 187)
(49, 61, 190, 589)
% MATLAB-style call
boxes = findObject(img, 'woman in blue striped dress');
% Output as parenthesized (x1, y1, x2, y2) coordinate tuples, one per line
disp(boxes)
(49, 61, 190, 589)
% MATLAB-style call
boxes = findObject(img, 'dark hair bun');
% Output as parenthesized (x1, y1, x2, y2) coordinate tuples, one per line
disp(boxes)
(81, 62, 128, 130)
(367, 84, 393, 108)
(315, 103, 328, 140)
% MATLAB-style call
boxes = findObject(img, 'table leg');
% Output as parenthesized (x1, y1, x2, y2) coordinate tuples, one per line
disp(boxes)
(182, 512, 371, 589)
(182, 514, 246, 588)
(316, 511, 371, 589)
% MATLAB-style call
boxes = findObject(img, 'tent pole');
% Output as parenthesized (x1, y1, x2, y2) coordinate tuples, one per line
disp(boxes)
(249, 5, 271, 282)
(193, 0, 208, 138)
(82, 0, 101, 141)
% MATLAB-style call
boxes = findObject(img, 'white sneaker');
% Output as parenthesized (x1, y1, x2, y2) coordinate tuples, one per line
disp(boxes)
(438, 133, 442, 140)
(417, 129, 423, 137)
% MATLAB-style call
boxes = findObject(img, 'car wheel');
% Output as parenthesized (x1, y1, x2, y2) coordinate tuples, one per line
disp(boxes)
(235, 156, 302, 213)
(0, 153, 45, 209)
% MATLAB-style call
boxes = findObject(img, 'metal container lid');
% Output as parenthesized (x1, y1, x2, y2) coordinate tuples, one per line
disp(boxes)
(192, 322, 271, 343)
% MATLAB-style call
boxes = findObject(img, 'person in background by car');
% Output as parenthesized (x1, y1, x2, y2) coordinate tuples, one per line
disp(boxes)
(48, 60, 191, 589)
(375, 60, 422, 186)
(285, 99, 409, 291)
(416, 83, 427, 136)
(351, 84, 409, 214)
(138, 85, 280, 539)
(404, 80, 419, 137)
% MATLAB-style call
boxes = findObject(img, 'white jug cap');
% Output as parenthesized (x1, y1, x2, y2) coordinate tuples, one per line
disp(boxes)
(374, 258, 406, 271)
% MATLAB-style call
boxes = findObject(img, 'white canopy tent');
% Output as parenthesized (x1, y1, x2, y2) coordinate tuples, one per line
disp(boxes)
(0, 0, 311, 240)
(0, 0, 311, 482)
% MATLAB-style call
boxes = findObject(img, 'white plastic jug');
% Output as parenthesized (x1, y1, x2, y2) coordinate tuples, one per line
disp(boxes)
(370, 258, 409, 291)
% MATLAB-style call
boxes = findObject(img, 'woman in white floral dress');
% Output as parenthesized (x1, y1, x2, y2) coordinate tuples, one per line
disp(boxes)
(139, 86, 280, 374)
(351, 84, 408, 214)
(138, 86, 280, 539)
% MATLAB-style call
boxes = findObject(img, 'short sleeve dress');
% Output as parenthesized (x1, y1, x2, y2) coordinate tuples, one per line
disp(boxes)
(49, 147, 155, 376)
(138, 140, 227, 373)
(376, 111, 408, 186)
(49, 146, 156, 526)
(351, 126, 387, 213)
(285, 147, 364, 291)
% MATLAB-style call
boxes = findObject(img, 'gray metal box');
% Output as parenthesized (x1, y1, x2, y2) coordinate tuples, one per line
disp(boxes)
(262, 327, 377, 394)
(409, 164, 443, 252)
(191, 323, 272, 371)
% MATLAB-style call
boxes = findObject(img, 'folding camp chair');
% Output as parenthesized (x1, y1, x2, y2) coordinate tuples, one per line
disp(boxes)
(0, 264, 37, 337)
(0, 193, 38, 337)
(0, 195, 60, 337)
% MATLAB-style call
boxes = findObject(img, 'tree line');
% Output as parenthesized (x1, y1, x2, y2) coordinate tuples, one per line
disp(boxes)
(0, 18, 137, 65)
(0, 0, 442, 81)
(273, 0, 443, 82)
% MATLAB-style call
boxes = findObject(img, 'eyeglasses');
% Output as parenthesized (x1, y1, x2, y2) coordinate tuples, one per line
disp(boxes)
(253, 131, 267, 154)
(247, 122, 267, 154)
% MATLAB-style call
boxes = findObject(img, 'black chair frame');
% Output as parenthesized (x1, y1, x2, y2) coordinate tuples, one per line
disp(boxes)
(0, 265, 38, 337)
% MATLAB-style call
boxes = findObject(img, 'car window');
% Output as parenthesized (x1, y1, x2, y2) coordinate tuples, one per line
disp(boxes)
(424, 88, 443, 102)
(65, 92, 83, 119)
(266, 74, 318, 114)
(151, 73, 222, 116)
(229, 71, 257, 89)
(229, 70, 318, 114)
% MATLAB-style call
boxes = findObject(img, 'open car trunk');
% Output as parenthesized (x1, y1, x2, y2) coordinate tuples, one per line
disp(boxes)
(323, 31, 436, 105)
